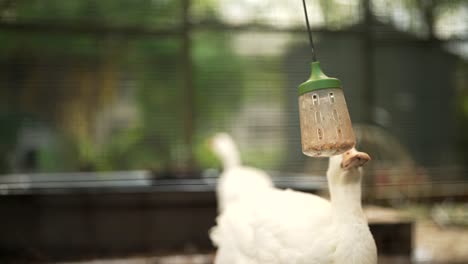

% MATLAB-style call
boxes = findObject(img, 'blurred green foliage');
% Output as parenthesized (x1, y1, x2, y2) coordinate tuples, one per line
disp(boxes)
(11, 0, 180, 26)
(0, 0, 466, 174)
(0, 0, 247, 173)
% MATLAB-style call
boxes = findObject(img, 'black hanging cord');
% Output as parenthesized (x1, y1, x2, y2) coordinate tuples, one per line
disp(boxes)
(302, 0, 317, 61)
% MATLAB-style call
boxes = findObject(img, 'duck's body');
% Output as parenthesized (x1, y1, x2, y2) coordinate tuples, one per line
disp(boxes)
(211, 188, 334, 264)
(211, 133, 273, 212)
(210, 148, 377, 264)
(216, 166, 273, 213)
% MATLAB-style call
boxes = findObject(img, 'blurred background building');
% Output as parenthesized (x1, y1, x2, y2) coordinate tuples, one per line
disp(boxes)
(1, 0, 467, 178)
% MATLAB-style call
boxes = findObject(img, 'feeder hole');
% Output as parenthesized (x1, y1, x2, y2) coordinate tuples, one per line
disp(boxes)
(315, 112, 321, 123)
(333, 109, 339, 121)
(317, 128, 323, 140)
(329, 92, 335, 103)
(312, 94, 319, 105)
(337, 127, 342, 138)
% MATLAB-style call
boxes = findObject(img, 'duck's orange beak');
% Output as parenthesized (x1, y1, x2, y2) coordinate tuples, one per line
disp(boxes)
(341, 148, 371, 170)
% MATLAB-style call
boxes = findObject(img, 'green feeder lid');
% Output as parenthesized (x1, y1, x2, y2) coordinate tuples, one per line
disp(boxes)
(298, 61, 342, 96)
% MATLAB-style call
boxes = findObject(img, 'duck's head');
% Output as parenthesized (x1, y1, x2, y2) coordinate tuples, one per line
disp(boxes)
(328, 147, 371, 184)
(341, 148, 371, 170)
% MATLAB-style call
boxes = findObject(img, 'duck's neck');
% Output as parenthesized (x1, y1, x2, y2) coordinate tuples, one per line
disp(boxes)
(327, 169, 366, 223)
(326, 162, 377, 264)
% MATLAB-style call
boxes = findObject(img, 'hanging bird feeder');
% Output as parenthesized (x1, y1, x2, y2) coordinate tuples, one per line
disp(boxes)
(298, 0, 355, 157)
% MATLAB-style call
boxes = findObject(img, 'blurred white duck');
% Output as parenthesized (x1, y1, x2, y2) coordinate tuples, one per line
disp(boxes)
(210, 133, 274, 213)
(210, 148, 377, 264)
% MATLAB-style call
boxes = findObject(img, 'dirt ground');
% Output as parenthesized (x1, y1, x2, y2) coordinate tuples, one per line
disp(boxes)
(414, 220, 468, 263)
(57, 220, 468, 264)
(57, 254, 214, 264)
(56, 206, 468, 264)
(366, 205, 468, 264)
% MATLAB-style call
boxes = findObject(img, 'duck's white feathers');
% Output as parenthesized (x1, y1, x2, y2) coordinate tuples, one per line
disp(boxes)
(210, 148, 377, 264)
(216, 167, 273, 212)
(212, 188, 336, 264)
(211, 133, 273, 212)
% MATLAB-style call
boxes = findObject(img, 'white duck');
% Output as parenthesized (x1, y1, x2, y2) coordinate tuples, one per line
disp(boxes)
(210, 133, 274, 213)
(210, 148, 377, 264)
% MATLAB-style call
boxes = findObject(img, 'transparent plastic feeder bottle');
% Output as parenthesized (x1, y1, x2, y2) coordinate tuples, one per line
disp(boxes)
(298, 62, 355, 157)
